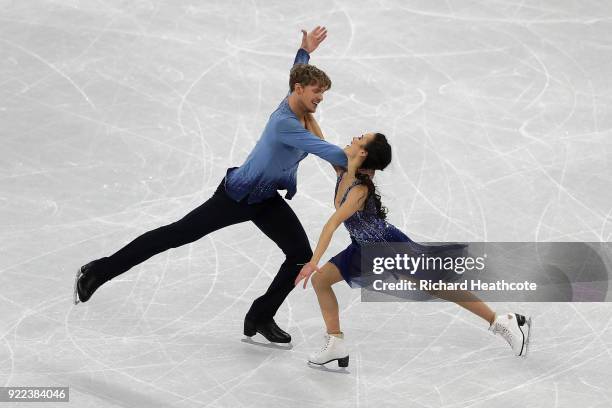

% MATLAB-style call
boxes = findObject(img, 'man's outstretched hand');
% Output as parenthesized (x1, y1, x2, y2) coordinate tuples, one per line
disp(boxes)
(301, 26, 327, 54)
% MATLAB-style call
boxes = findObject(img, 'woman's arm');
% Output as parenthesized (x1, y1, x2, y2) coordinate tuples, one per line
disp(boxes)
(311, 186, 367, 265)
(304, 113, 346, 177)
(304, 113, 324, 140)
(295, 185, 368, 288)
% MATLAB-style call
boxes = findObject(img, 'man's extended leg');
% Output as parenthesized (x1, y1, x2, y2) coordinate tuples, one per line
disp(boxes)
(243, 194, 313, 341)
(76, 179, 254, 303)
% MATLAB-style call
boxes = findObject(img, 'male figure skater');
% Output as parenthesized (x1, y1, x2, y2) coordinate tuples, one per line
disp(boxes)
(74, 26, 347, 343)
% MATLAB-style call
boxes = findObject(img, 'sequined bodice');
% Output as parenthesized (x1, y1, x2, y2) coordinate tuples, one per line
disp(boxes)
(334, 173, 409, 246)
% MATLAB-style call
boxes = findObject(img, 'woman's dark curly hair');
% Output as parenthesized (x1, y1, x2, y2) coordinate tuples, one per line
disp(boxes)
(355, 133, 392, 219)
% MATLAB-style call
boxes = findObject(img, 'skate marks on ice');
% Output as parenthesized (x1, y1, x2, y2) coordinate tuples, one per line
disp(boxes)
(1, 0, 612, 407)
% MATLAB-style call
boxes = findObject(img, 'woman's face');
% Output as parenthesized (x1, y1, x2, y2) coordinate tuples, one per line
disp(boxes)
(344, 132, 376, 160)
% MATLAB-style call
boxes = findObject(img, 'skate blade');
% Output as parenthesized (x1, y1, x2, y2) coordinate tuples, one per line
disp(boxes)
(308, 356, 349, 368)
(73, 266, 83, 305)
(521, 316, 532, 357)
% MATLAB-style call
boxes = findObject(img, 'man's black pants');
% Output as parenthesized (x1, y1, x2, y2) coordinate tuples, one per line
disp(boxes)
(96, 175, 313, 323)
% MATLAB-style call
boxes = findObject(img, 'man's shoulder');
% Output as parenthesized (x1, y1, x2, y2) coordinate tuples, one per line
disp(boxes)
(270, 98, 293, 118)
(269, 110, 299, 131)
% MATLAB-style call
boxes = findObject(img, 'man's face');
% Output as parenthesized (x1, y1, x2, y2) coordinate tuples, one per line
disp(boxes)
(296, 82, 327, 113)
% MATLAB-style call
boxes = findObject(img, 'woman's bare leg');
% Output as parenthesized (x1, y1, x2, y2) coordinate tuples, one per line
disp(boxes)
(311, 262, 345, 334)
(427, 286, 495, 325)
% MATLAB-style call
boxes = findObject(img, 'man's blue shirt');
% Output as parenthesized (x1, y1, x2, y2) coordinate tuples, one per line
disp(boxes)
(224, 48, 348, 204)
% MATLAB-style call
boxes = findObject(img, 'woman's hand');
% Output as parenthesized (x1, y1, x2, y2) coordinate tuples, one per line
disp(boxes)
(294, 261, 321, 289)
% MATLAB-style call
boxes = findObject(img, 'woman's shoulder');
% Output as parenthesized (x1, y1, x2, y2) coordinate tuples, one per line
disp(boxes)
(352, 183, 368, 192)
(345, 183, 368, 201)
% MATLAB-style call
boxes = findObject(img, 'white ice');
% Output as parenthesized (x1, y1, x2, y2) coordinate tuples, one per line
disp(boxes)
(1, 1, 612, 407)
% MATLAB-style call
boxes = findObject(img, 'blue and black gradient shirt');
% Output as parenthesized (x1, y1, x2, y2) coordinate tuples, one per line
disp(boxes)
(224, 48, 348, 204)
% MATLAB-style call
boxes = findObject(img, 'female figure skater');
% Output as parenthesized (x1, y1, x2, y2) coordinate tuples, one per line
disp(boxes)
(295, 116, 532, 367)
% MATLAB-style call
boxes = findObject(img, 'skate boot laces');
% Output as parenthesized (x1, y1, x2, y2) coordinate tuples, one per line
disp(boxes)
(319, 334, 333, 352)
(492, 322, 514, 346)
(490, 313, 516, 346)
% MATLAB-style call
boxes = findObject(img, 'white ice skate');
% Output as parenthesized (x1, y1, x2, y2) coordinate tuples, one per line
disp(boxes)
(489, 312, 532, 357)
(308, 333, 349, 367)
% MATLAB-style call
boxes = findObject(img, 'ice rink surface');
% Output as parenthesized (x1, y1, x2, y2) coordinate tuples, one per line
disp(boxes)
(1, 0, 612, 407)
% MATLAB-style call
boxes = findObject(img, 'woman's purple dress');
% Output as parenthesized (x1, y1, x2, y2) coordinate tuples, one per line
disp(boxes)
(328, 172, 467, 288)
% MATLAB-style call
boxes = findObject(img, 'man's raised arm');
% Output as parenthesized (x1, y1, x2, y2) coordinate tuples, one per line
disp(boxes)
(297, 26, 326, 58)
(290, 27, 327, 81)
